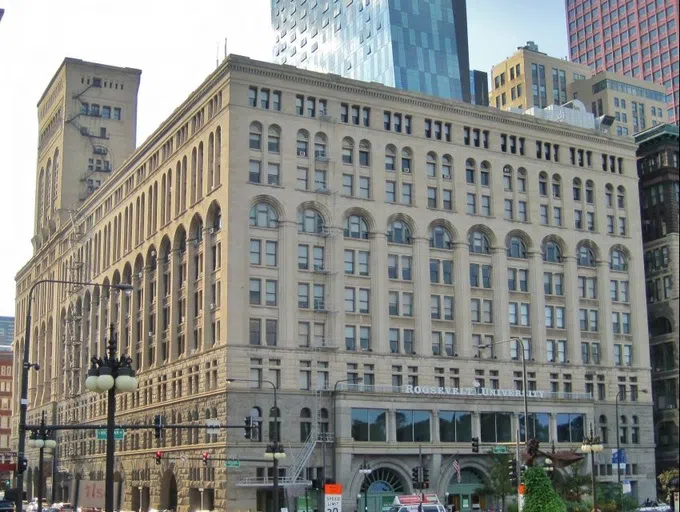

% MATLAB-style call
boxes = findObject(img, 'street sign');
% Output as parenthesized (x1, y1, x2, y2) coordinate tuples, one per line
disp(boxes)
(324, 493, 341, 512)
(206, 419, 221, 435)
(96, 428, 125, 440)
(225, 459, 240, 468)
(492, 446, 508, 454)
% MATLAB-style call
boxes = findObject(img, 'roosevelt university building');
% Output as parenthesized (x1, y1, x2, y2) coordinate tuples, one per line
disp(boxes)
(13, 54, 656, 512)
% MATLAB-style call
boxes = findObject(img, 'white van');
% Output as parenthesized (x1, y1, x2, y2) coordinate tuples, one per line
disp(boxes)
(389, 494, 446, 512)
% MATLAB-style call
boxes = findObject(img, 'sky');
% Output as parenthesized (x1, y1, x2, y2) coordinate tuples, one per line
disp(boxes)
(0, 0, 568, 316)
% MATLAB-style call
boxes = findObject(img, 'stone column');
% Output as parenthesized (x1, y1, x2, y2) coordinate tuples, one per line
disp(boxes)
(413, 237, 431, 354)
(370, 232, 388, 353)
(528, 250, 546, 361)
(186, 239, 198, 355)
(596, 260, 613, 365)
(453, 242, 471, 357)
(328, 226, 346, 351)
(492, 246, 510, 358)
(563, 255, 581, 363)
(279, 220, 298, 349)
(626, 250, 650, 367)
(169, 248, 181, 361)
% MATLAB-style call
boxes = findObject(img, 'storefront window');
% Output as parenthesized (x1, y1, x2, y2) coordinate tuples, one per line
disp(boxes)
(519, 413, 550, 442)
(351, 408, 387, 442)
(557, 413, 585, 442)
(480, 412, 512, 442)
(439, 411, 472, 442)
(396, 410, 431, 442)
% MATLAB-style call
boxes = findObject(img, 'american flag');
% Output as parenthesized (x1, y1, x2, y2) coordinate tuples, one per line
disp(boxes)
(452, 459, 461, 483)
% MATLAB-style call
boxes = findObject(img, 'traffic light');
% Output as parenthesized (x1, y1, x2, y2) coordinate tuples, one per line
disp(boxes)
(422, 468, 430, 489)
(155, 451, 163, 465)
(471, 437, 479, 453)
(17, 457, 28, 474)
(411, 466, 421, 489)
(202, 451, 210, 466)
(508, 458, 517, 486)
(244, 416, 252, 439)
(154, 415, 164, 440)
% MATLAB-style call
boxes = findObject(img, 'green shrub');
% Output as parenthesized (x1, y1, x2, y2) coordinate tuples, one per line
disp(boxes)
(523, 466, 567, 512)
(506, 503, 518, 512)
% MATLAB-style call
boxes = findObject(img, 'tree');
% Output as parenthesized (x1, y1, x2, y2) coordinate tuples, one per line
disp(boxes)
(659, 468, 679, 504)
(554, 459, 591, 503)
(475, 454, 516, 510)
(523, 466, 566, 512)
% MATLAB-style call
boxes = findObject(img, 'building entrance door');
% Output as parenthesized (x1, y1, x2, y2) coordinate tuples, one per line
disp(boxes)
(446, 469, 486, 512)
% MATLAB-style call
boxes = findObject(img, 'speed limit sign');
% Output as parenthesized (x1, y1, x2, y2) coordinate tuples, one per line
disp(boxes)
(324, 493, 341, 512)
(324, 483, 343, 512)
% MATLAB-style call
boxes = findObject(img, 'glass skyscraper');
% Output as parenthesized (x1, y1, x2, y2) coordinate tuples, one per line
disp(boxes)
(271, 0, 471, 102)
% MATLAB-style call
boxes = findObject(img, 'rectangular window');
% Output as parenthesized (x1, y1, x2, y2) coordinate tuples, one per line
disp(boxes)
(351, 409, 387, 442)
(439, 411, 472, 442)
(480, 412, 512, 442)
(557, 413, 585, 442)
(396, 410, 431, 442)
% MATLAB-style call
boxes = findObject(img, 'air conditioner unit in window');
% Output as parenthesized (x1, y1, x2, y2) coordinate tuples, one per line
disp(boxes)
(403, 167, 411, 173)
(210, 303, 215, 310)
(298, 151, 307, 157)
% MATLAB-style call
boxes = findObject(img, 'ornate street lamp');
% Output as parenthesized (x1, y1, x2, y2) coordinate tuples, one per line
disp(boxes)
(580, 424, 604, 512)
(85, 324, 138, 512)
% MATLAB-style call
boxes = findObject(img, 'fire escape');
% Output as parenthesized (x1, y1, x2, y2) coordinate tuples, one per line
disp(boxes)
(66, 78, 111, 201)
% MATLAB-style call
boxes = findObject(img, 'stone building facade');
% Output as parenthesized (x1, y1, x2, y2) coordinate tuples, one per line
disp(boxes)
(635, 123, 679, 474)
(14, 55, 657, 512)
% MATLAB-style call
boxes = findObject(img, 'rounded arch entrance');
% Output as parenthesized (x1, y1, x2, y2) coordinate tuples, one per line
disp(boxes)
(358, 466, 408, 512)
(160, 470, 178, 511)
(444, 467, 488, 512)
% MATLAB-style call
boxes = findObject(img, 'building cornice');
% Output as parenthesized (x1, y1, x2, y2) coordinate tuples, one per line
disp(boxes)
(227, 56, 637, 151)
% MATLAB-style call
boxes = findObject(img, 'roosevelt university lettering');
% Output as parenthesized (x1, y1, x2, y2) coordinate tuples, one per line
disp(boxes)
(405, 385, 546, 399)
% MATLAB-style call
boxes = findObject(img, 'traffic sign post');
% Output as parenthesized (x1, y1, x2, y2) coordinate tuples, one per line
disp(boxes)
(96, 429, 124, 440)
(324, 484, 342, 512)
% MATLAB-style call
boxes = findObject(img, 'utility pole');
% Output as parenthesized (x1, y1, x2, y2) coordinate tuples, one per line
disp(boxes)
(418, 445, 424, 512)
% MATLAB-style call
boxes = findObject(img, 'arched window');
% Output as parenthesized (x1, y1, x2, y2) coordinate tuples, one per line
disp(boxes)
(544, 241, 562, 263)
(619, 415, 628, 444)
(468, 231, 490, 254)
(249, 203, 278, 228)
(385, 145, 396, 171)
(465, 158, 476, 184)
(599, 415, 608, 444)
(517, 168, 527, 192)
(617, 186, 626, 208)
(649, 317, 673, 337)
(296, 130, 309, 156)
(249, 122, 262, 150)
(610, 249, 627, 271)
(344, 215, 369, 239)
(387, 220, 412, 244)
(507, 236, 528, 259)
(300, 408, 312, 442)
(426, 152, 437, 178)
(268, 125, 281, 153)
(480, 161, 491, 185)
(342, 137, 354, 164)
(585, 180, 594, 203)
(573, 178, 582, 201)
(539, 172, 548, 195)
(442, 155, 453, 180)
(577, 245, 596, 266)
(401, 148, 412, 173)
(503, 165, 513, 191)
(314, 133, 327, 159)
(359, 140, 371, 167)
(552, 174, 561, 198)
(429, 226, 452, 249)
(269, 407, 281, 442)
(605, 184, 614, 207)
(298, 208, 325, 234)
(318, 408, 329, 433)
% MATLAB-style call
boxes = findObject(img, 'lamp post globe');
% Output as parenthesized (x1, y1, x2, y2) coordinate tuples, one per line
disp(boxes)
(85, 375, 99, 392)
(45, 440, 57, 449)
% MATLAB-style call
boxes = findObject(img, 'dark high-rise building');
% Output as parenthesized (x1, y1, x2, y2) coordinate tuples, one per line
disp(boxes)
(565, 0, 679, 123)
(635, 123, 679, 474)
(469, 69, 489, 106)
(271, 0, 471, 102)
